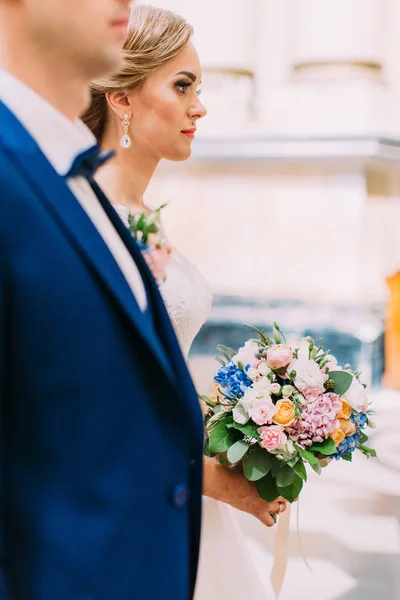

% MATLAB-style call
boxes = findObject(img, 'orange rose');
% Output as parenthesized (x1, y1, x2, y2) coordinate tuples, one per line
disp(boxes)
(337, 400, 352, 420)
(330, 428, 345, 446)
(272, 399, 296, 427)
(339, 418, 357, 437)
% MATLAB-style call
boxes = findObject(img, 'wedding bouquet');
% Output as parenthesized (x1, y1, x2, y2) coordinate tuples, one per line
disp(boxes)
(202, 323, 376, 503)
(127, 204, 172, 284)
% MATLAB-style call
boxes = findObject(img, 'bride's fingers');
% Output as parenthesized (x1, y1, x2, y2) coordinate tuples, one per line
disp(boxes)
(259, 510, 277, 527)
(266, 499, 287, 515)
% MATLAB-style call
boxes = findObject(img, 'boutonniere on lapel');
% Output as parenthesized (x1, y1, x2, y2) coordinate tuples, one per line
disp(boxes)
(127, 204, 172, 285)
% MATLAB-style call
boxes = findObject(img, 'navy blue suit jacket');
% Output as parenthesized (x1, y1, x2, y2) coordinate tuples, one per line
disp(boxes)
(0, 101, 204, 600)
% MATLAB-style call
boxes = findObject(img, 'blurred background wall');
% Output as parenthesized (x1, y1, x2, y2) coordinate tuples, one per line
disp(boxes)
(137, 0, 400, 389)
(135, 2, 400, 597)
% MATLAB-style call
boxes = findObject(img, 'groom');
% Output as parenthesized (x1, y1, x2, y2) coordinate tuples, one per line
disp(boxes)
(0, 1, 206, 599)
(0, 1, 285, 599)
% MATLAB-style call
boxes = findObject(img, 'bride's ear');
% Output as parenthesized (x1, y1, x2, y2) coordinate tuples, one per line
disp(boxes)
(105, 91, 131, 120)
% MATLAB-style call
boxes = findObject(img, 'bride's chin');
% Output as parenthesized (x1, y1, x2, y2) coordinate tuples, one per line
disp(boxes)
(167, 149, 192, 162)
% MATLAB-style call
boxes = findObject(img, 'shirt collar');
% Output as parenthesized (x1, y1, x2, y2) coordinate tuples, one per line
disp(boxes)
(0, 69, 97, 176)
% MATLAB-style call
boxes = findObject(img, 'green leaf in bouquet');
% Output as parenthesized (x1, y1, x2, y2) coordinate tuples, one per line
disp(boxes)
(327, 370, 353, 395)
(243, 445, 272, 481)
(273, 322, 287, 344)
(276, 465, 298, 488)
(278, 474, 304, 503)
(219, 454, 230, 467)
(255, 472, 279, 503)
(242, 323, 271, 346)
(208, 417, 235, 453)
(358, 431, 369, 445)
(216, 344, 236, 362)
(227, 440, 249, 464)
(341, 453, 352, 462)
(310, 438, 337, 455)
(298, 448, 322, 475)
(198, 394, 217, 408)
(203, 438, 217, 458)
(358, 444, 377, 458)
(292, 459, 307, 482)
(205, 409, 232, 432)
(215, 356, 227, 367)
(227, 422, 260, 439)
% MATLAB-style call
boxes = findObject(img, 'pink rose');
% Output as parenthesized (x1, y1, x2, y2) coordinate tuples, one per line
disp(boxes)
(266, 345, 294, 371)
(250, 397, 278, 426)
(143, 244, 172, 285)
(258, 425, 287, 451)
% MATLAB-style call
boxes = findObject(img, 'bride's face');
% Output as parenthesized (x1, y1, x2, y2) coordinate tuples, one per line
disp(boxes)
(126, 42, 207, 162)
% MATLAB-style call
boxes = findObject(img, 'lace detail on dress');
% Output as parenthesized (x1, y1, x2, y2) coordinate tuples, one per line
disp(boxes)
(114, 203, 212, 358)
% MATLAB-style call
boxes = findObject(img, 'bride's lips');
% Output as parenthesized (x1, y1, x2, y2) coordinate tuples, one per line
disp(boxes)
(110, 18, 130, 35)
(181, 128, 197, 139)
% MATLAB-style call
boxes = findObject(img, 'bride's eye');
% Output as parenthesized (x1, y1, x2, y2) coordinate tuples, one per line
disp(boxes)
(196, 88, 202, 96)
(176, 80, 192, 94)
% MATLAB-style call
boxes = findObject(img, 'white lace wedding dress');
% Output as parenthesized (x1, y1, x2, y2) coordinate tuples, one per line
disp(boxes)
(115, 204, 271, 599)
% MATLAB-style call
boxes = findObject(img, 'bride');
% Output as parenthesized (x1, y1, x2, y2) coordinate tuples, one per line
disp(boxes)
(82, 5, 287, 597)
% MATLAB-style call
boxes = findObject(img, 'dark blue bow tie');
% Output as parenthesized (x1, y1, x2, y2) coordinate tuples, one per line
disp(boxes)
(66, 144, 115, 179)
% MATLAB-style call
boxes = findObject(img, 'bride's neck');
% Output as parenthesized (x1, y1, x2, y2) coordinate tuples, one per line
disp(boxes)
(95, 145, 159, 213)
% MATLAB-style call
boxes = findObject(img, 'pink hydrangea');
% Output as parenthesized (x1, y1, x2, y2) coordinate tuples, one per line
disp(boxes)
(288, 392, 342, 448)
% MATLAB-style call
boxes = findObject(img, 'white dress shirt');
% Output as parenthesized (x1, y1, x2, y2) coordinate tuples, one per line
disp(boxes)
(0, 70, 147, 310)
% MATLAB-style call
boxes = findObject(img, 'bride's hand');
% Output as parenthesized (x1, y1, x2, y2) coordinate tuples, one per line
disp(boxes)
(203, 456, 288, 527)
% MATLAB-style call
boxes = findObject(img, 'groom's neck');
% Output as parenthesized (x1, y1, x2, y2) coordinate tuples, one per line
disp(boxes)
(0, 24, 89, 122)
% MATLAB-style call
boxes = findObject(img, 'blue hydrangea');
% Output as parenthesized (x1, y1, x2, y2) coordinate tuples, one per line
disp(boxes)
(351, 412, 368, 429)
(334, 432, 360, 460)
(214, 361, 252, 397)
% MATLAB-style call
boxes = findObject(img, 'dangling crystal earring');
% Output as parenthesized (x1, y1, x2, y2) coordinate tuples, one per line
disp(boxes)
(120, 113, 132, 149)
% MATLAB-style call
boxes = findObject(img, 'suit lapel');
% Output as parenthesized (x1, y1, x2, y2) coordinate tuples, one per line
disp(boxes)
(92, 181, 204, 438)
(0, 101, 175, 384)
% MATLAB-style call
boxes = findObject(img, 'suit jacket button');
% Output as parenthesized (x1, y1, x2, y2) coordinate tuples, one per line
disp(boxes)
(171, 484, 190, 508)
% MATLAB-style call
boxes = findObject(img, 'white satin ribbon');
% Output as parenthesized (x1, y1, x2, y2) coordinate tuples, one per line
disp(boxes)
(270, 501, 313, 598)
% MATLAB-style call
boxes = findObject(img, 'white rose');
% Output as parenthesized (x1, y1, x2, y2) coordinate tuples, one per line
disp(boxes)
(341, 377, 368, 412)
(270, 383, 281, 395)
(233, 401, 250, 424)
(282, 385, 295, 397)
(252, 378, 271, 398)
(325, 355, 338, 371)
(233, 341, 259, 368)
(247, 367, 259, 381)
(289, 356, 326, 392)
(258, 361, 271, 377)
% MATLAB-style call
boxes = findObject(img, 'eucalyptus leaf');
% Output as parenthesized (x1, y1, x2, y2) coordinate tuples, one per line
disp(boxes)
(208, 418, 235, 454)
(255, 472, 279, 502)
(228, 422, 260, 439)
(243, 445, 272, 481)
(328, 370, 353, 395)
(278, 474, 303, 503)
(276, 465, 298, 488)
(227, 440, 249, 464)
(310, 438, 337, 456)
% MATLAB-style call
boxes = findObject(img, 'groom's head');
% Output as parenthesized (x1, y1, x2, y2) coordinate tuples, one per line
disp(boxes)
(0, 0, 132, 80)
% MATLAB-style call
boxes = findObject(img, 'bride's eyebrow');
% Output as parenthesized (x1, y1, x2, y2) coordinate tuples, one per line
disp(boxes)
(175, 71, 197, 82)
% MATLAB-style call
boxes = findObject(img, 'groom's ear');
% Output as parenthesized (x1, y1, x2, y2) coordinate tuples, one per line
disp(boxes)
(105, 91, 131, 120)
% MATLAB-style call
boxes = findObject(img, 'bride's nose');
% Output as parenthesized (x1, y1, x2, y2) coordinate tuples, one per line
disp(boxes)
(189, 99, 207, 121)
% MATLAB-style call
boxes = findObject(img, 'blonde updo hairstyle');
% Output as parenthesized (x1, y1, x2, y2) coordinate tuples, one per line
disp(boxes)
(81, 5, 193, 143)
